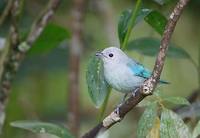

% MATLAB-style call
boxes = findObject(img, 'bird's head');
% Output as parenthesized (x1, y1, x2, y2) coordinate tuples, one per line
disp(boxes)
(96, 47, 128, 64)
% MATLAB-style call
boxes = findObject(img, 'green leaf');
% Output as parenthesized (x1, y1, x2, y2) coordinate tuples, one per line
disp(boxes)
(136, 9, 153, 25)
(137, 99, 158, 107)
(147, 117, 160, 138)
(10, 120, 74, 138)
(192, 120, 200, 138)
(160, 108, 191, 138)
(118, 9, 132, 45)
(86, 56, 110, 108)
(126, 37, 190, 58)
(144, 10, 167, 35)
(118, 8, 151, 46)
(163, 97, 190, 106)
(137, 103, 158, 138)
(28, 23, 70, 55)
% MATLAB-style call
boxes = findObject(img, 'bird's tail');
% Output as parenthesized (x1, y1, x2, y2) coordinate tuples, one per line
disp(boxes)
(159, 80, 170, 84)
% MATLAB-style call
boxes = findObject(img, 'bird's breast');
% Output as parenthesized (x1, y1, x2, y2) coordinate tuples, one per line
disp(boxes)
(104, 63, 144, 93)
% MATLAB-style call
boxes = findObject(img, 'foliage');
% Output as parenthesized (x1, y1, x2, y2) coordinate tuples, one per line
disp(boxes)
(126, 37, 190, 58)
(28, 23, 70, 55)
(137, 103, 158, 138)
(86, 56, 110, 108)
(11, 121, 74, 138)
(144, 10, 167, 35)
(162, 97, 190, 106)
(192, 120, 200, 138)
(136, 95, 192, 138)
(160, 108, 191, 138)
(118, 8, 151, 46)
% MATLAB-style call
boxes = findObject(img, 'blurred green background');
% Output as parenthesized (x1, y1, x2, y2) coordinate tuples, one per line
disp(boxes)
(0, 0, 200, 138)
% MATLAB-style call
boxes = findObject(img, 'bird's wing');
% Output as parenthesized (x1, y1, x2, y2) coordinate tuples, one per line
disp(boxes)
(126, 59, 151, 79)
(127, 59, 169, 84)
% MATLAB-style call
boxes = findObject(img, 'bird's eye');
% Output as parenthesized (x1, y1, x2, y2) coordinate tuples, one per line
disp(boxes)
(109, 53, 114, 57)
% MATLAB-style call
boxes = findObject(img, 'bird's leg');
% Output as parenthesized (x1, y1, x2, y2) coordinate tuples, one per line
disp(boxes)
(114, 93, 128, 115)
(132, 87, 140, 97)
(122, 93, 128, 103)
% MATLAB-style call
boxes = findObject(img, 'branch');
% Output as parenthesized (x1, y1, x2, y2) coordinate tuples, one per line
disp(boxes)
(82, 0, 190, 137)
(0, 0, 60, 131)
(10, 0, 22, 47)
(27, 0, 60, 46)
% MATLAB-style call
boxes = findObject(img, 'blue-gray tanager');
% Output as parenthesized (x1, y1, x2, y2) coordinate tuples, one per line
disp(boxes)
(96, 47, 168, 94)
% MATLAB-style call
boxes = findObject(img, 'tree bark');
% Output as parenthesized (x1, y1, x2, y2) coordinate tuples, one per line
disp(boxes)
(67, 0, 86, 137)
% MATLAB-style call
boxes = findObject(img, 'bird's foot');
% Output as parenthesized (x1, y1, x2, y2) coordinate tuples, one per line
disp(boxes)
(114, 94, 128, 115)
(114, 105, 120, 115)
(132, 87, 139, 97)
(121, 93, 128, 103)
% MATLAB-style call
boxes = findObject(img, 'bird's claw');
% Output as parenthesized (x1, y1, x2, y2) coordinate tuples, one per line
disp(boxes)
(114, 106, 120, 115)
(132, 87, 139, 97)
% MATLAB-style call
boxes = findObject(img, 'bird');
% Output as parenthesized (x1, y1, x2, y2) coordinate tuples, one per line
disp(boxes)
(96, 47, 169, 95)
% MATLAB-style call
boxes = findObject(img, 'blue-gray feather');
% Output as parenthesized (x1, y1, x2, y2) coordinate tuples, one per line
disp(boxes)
(127, 61, 151, 79)
(127, 60, 169, 84)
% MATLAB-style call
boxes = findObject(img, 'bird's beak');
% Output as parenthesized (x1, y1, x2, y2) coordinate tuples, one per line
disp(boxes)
(95, 51, 103, 57)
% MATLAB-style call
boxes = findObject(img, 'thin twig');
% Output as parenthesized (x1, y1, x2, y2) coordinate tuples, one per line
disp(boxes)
(198, 44, 200, 87)
(82, 0, 190, 137)
(27, 0, 60, 46)
(10, 0, 22, 47)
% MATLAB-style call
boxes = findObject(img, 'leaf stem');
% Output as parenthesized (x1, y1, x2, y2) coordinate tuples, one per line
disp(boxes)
(189, 56, 200, 87)
(121, 0, 142, 50)
(189, 57, 198, 70)
(198, 45, 200, 88)
(155, 95, 165, 109)
(98, 87, 111, 122)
